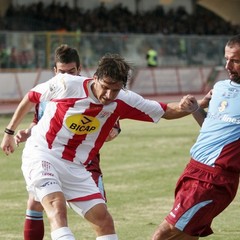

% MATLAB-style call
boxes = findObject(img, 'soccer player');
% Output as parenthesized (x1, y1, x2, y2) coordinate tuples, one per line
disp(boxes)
(1, 53, 205, 240)
(151, 34, 240, 240)
(14, 45, 120, 240)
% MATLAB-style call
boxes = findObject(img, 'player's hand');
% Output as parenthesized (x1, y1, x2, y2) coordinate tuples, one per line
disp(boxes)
(14, 128, 31, 146)
(1, 134, 16, 155)
(105, 127, 120, 142)
(179, 94, 199, 113)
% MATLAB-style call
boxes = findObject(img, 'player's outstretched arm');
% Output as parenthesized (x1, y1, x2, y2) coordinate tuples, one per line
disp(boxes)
(199, 89, 212, 109)
(162, 94, 199, 120)
(1, 94, 35, 155)
(179, 93, 210, 126)
(192, 90, 212, 126)
(191, 107, 207, 126)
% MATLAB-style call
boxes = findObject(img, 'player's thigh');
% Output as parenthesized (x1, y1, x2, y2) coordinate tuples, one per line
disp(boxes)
(68, 199, 106, 219)
(69, 200, 114, 227)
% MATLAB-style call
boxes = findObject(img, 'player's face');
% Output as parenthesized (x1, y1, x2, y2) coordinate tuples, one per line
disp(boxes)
(54, 62, 81, 76)
(92, 76, 123, 105)
(225, 45, 240, 83)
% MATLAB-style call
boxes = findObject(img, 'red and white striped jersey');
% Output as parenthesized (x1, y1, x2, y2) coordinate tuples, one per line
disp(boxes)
(28, 73, 166, 165)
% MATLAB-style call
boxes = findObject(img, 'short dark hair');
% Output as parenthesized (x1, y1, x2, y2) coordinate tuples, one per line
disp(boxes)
(54, 44, 80, 68)
(94, 53, 132, 88)
(226, 34, 240, 48)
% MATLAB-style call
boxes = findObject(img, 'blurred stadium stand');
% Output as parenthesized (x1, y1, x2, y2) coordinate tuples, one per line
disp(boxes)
(0, 0, 238, 104)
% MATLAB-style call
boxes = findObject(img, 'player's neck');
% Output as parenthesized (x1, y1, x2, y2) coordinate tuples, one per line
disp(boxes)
(88, 81, 99, 103)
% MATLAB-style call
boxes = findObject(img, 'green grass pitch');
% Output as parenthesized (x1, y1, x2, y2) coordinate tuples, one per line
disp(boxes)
(0, 113, 240, 239)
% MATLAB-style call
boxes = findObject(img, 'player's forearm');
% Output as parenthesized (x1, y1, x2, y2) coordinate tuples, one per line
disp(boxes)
(162, 102, 195, 119)
(28, 122, 37, 131)
(192, 95, 210, 126)
(6, 94, 35, 131)
(191, 107, 207, 126)
(198, 90, 212, 109)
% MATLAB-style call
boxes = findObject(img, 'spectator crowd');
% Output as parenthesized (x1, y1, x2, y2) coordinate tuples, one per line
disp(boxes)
(0, 1, 239, 35)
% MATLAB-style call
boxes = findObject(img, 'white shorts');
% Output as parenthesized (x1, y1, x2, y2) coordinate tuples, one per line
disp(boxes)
(22, 146, 105, 215)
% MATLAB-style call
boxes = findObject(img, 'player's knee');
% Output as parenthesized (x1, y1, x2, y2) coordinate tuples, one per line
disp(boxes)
(152, 220, 197, 240)
(50, 206, 66, 219)
(152, 220, 177, 240)
(49, 200, 66, 218)
(85, 204, 115, 233)
(93, 211, 115, 235)
(100, 210, 114, 229)
(42, 193, 67, 227)
(46, 204, 67, 229)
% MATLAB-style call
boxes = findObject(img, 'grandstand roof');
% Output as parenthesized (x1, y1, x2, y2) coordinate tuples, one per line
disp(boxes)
(197, 0, 240, 25)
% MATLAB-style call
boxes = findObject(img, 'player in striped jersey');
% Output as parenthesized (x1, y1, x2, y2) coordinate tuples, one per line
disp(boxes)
(1, 53, 203, 240)
(14, 45, 120, 240)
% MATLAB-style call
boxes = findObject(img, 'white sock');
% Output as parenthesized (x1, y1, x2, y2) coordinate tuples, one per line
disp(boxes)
(51, 227, 75, 240)
(96, 234, 118, 240)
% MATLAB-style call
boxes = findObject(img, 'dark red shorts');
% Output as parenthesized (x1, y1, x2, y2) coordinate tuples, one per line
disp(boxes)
(86, 154, 106, 201)
(166, 159, 239, 237)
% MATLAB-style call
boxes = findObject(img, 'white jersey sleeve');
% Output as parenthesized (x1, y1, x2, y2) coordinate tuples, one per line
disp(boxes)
(28, 73, 88, 103)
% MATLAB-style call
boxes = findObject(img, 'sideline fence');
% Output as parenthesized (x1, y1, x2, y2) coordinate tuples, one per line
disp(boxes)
(0, 66, 228, 104)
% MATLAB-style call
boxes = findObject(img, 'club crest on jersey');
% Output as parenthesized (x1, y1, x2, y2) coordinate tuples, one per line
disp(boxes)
(99, 111, 111, 118)
(223, 88, 239, 98)
(65, 114, 100, 135)
(49, 83, 57, 92)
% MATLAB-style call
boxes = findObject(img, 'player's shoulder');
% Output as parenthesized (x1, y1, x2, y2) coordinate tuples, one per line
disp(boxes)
(117, 88, 140, 98)
(59, 73, 88, 81)
(117, 88, 155, 106)
(214, 79, 230, 88)
(56, 73, 92, 86)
